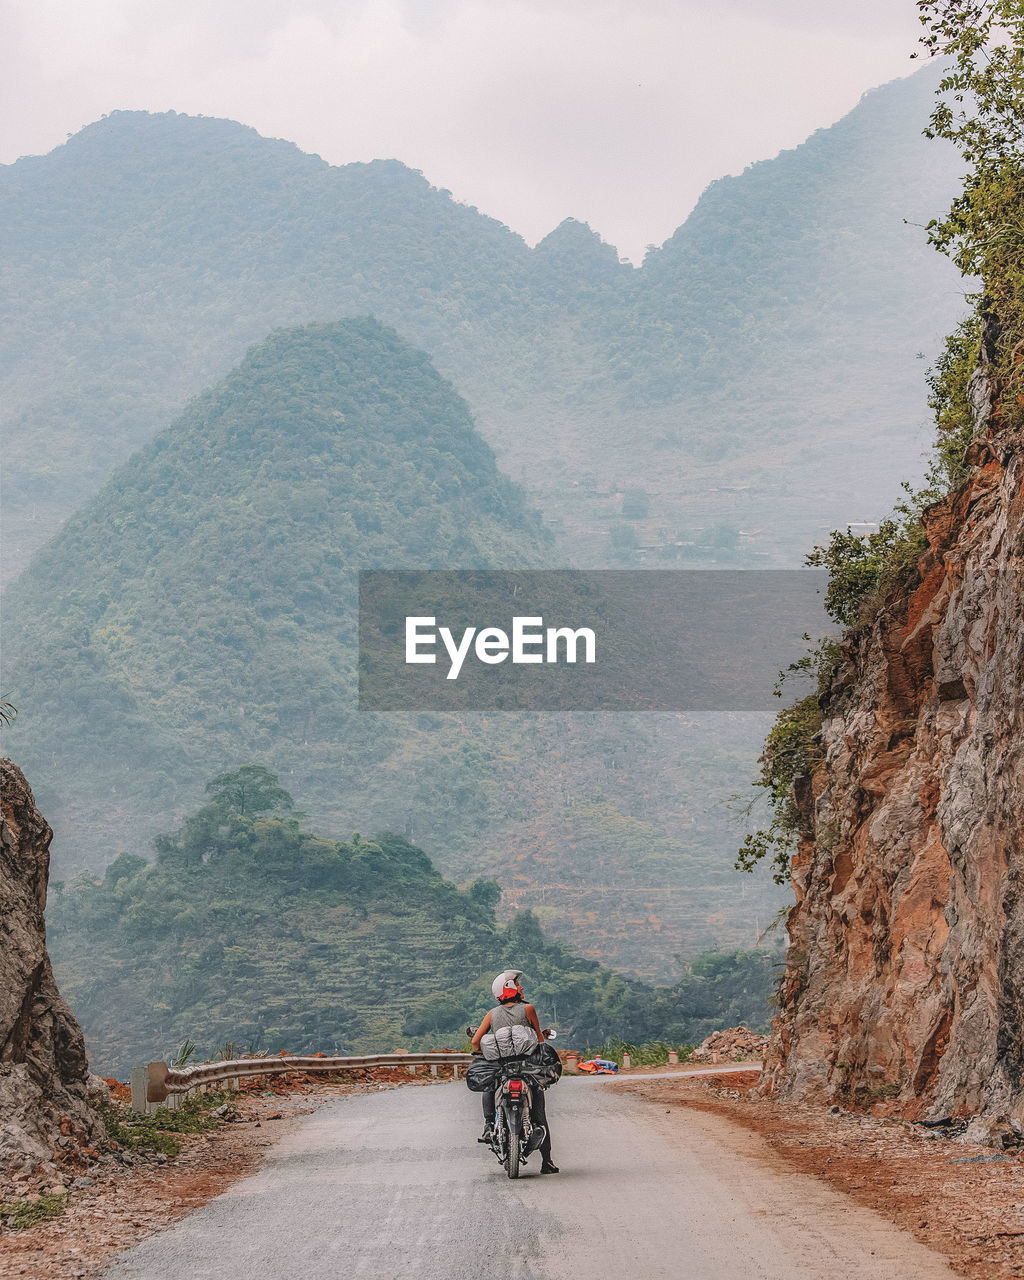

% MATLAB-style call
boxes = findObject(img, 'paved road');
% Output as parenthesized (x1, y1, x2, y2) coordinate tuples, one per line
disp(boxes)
(103, 1078, 960, 1280)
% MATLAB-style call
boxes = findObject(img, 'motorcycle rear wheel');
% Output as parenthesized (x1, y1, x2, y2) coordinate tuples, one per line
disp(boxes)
(504, 1108, 521, 1179)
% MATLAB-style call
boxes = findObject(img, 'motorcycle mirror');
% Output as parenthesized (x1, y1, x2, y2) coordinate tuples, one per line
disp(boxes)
(546, 1029, 557, 1041)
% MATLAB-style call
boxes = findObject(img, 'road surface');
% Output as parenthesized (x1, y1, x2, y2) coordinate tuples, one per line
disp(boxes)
(103, 1077, 960, 1280)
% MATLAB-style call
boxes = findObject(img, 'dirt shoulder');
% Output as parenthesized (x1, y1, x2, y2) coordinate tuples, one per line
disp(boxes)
(0, 1069, 449, 1280)
(9, 1063, 1023, 1280)
(620, 1069, 1024, 1280)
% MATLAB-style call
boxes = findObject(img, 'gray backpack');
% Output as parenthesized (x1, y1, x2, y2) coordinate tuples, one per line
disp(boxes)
(480, 1022, 539, 1060)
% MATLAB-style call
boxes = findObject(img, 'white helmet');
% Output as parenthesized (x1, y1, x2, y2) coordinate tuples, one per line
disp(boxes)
(492, 969, 524, 1001)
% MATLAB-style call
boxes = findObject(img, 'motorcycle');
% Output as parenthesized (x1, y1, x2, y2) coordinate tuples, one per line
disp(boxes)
(467, 1027, 557, 1179)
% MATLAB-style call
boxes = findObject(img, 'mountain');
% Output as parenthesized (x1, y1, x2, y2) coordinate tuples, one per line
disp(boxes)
(0, 112, 534, 583)
(1, 65, 965, 582)
(2, 315, 547, 828)
(2, 320, 786, 980)
(47, 768, 780, 1077)
(567, 66, 971, 566)
(1, 63, 970, 984)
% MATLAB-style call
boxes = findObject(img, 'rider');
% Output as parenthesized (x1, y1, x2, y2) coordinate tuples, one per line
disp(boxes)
(471, 969, 558, 1174)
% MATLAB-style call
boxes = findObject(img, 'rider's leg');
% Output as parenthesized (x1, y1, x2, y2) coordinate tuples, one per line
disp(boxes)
(530, 1088, 553, 1162)
(481, 1085, 496, 1137)
(531, 1089, 557, 1169)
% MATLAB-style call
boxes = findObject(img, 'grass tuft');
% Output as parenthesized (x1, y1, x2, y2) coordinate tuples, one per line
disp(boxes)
(0, 1194, 68, 1231)
(99, 1090, 227, 1158)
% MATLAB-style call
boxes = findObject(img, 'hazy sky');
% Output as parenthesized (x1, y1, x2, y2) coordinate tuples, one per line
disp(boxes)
(3, 0, 927, 261)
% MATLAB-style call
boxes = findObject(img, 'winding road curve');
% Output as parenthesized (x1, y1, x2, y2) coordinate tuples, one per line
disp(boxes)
(103, 1075, 959, 1280)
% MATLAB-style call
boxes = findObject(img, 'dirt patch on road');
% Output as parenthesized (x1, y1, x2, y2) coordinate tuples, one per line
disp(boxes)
(0, 1070, 447, 1280)
(623, 1071, 1024, 1280)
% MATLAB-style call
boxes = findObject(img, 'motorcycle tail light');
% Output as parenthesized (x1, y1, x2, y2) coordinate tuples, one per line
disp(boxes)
(508, 1079, 524, 1096)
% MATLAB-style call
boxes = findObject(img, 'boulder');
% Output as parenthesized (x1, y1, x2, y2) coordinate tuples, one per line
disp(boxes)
(690, 1026, 768, 1062)
(0, 759, 103, 1181)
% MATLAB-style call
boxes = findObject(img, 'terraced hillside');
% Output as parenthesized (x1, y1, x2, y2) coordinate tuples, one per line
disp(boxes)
(47, 768, 779, 1075)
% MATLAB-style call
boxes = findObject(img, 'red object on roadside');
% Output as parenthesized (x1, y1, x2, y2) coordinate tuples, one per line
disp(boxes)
(577, 1058, 618, 1075)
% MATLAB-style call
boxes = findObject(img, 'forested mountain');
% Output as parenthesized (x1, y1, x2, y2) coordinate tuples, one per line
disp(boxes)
(2, 320, 784, 979)
(1, 64, 964, 582)
(1, 63, 968, 983)
(48, 768, 779, 1076)
(2, 316, 546, 821)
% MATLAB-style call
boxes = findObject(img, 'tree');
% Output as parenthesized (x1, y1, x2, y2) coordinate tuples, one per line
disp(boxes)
(468, 878, 501, 914)
(918, 0, 1024, 270)
(621, 488, 650, 520)
(205, 765, 295, 816)
(918, 1, 1024, 418)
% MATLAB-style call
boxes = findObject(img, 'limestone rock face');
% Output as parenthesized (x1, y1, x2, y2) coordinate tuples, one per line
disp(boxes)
(0, 758, 102, 1172)
(764, 403, 1024, 1119)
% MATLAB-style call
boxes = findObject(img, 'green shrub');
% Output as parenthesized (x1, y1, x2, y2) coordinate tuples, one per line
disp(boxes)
(927, 312, 985, 491)
(99, 1093, 224, 1158)
(0, 1194, 67, 1231)
(806, 514, 929, 629)
(735, 693, 824, 884)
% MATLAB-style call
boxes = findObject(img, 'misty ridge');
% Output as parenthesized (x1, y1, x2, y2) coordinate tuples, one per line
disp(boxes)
(1, 61, 964, 582)
(0, 58, 972, 1017)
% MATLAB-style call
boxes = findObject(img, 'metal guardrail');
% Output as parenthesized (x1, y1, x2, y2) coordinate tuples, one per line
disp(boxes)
(130, 1052, 473, 1113)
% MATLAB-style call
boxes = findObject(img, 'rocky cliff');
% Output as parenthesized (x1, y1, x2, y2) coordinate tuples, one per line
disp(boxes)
(0, 759, 103, 1179)
(763, 357, 1024, 1122)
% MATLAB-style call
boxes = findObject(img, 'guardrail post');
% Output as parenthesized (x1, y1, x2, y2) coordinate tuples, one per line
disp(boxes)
(453, 1064, 459, 1079)
(130, 1066, 149, 1114)
(622, 1051, 632, 1070)
(408, 1064, 417, 1075)
(668, 1050, 679, 1065)
(430, 1063, 438, 1077)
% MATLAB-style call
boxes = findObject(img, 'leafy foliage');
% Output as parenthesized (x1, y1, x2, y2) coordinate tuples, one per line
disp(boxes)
(735, 695, 824, 884)
(926, 311, 985, 489)
(919, 1, 1024, 423)
(206, 767, 295, 817)
(806, 510, 930, 628)
(99, 1092, 224, 1159)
